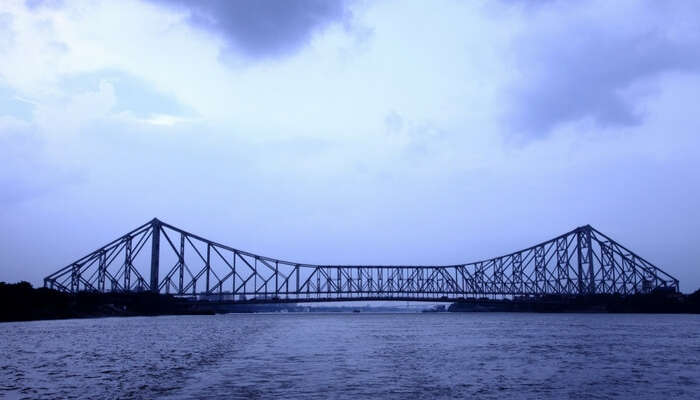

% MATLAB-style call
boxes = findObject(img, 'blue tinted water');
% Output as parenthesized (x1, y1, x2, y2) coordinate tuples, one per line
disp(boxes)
(1, 313, 699, 399)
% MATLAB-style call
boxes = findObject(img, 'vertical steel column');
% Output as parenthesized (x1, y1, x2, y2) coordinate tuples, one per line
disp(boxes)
(495, 259, 504, 294)
(205, 244, 211, 294)
(474, 262, 483, 295)
(178, 234, 185, 294)
(358, 267, 362, 294)
(534, 246, 546, 294)
(71, 263, 79, 293)
(512, 253, 522, 294)
(576, 231, 584, 295)
(232, 252, 237, 296)
(556, 237, 571, 294)
(454, 267, 459, 295)
(98, 250, 106, 292)
(576, 225, 594, 295)
(316, 267, 320, 296)
(124, 236, 132, 291)
(629, 254, 639, 293)
(150, 219, 161, 293)
(600, 241, 614, 294)
(587, 229, 594, 293)
(295, 265, 300, 298)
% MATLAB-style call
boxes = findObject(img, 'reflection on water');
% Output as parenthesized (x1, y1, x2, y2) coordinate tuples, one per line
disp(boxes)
(1, 313, 699, 399)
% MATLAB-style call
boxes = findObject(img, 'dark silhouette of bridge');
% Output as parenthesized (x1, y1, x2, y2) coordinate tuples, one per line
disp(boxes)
(44, 219, 678, 302)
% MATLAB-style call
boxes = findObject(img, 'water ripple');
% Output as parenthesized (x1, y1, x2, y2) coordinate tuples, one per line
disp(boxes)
(1, 313, 699, 399)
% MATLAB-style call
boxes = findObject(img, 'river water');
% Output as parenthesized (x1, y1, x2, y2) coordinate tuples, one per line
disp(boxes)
(1, 313, 699, 399)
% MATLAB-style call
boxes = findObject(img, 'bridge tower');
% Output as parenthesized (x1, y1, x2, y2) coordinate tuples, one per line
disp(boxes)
(149, 218, 161, 293)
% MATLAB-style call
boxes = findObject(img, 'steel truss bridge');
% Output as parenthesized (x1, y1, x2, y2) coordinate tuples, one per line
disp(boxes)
(44, 219, 679, 302)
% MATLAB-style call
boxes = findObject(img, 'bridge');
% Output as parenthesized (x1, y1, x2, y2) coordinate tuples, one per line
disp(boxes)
(44, 218, 679, 302)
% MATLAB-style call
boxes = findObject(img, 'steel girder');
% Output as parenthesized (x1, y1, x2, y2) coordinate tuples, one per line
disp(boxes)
(44, 218, 679, 300)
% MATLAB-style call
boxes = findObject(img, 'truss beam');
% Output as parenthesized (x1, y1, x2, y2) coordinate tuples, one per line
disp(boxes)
(43, 219, 680, 301)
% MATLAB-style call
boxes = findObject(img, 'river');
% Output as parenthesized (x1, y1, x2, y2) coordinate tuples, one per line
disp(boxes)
(1, 313, 699, 399)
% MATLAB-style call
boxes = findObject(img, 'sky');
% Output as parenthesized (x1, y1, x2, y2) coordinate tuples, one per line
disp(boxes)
(0, 0, 699, 292)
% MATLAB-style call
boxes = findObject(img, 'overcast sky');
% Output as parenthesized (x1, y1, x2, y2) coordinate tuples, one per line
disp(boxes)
(1, 0, 698, 292)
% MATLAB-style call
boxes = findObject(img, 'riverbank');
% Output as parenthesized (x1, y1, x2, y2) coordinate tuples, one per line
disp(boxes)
(0, 282, 414, 322)
(0, 282, 214, 322)
(3, 282, 700, 322)
(448, 291, 700, 313)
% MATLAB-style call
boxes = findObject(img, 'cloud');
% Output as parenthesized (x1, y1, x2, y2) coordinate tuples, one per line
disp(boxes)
(0, 117, 82, 204)
(0, 85, 34, 120)
(503, 1, 700, 139)
(384, 110, 403, 134)
(140, 113, 193, 126)
(0, 12, 13, 51)
(24, 0, 64, 10)
(59, 69, 195, 119)
(1, 0, 700, 291)
(148, 0, 353, 59)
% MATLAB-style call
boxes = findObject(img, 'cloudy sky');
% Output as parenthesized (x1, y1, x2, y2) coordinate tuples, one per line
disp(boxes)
(1, 0, 698, 291)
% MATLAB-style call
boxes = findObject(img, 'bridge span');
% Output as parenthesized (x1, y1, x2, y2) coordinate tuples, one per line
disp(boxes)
(44, 218, 679, 301)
